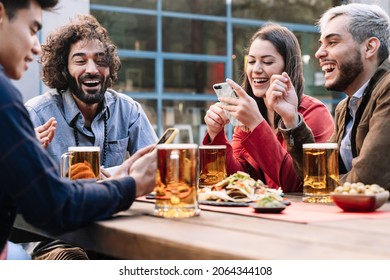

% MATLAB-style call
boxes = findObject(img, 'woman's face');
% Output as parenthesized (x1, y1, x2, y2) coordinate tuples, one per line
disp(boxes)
(246, 38, 285, 98)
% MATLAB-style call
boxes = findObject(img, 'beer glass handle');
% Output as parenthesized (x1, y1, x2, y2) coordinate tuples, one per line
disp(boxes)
(60, 152, 72, 178)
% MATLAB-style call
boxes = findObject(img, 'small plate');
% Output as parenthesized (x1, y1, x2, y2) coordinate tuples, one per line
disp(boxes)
(199, 200, 249, 207)
(330, 191, 389, 212)
(145, 193, 156, 199)
(249, 203, 286, 214)
(281, 199, 291, 206)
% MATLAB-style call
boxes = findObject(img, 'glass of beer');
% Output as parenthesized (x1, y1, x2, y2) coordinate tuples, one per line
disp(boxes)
(154, 143, 200, 218)
(302, 143, 339, 203)
(60, 146, 100, 180)
(199, 145, 227, 187)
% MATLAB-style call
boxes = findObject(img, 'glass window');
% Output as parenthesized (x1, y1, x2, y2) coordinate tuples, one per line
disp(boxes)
(113, 58, 155, 93)
(162, 100, 211, 144)
(231, 0, 339, 24)
(164, 60, 225, 94)
(232, 25, 258, 83)
(162, 0, 227, 16)
(92, 0, 156, 9)
(163, 18, 226, 55)
(93, 11, 156, 51)
(136, 100, 158, 132)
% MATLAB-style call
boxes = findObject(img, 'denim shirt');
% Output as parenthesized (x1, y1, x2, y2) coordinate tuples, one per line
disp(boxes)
(25, 88, 157, 168)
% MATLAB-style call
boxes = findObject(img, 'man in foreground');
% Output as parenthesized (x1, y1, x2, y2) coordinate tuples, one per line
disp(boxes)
(0, 0, 157, 259)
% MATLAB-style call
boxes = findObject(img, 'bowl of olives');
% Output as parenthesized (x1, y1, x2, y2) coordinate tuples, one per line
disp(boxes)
(330, 182, 389, 212)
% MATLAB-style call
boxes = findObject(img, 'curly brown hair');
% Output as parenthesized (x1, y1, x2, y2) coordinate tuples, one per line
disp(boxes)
(40, 14, 121, 91)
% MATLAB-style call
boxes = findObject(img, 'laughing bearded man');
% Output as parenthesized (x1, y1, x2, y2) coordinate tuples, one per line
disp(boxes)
(25, 14, 157, 169)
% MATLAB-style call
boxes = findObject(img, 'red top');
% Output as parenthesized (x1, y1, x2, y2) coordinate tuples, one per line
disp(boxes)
(203, 94, 335, 192)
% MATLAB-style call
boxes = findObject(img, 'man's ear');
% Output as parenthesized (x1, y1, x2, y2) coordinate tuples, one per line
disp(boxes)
(364, 37, 381, 59)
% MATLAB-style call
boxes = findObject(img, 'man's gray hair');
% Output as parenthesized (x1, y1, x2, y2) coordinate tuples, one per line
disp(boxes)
(317, 3, 390, 62)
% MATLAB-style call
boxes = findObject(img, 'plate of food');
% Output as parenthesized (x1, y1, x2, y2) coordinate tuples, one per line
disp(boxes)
(199, 200, 249, 207)
(330, 182, 389, 212)
(198, 171, 284, 207)
(249, 193, 287, 214)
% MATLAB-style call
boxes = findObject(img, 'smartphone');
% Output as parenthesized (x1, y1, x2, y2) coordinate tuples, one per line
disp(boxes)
(154, 128, 179, 148)
(212, 82, 243, 126)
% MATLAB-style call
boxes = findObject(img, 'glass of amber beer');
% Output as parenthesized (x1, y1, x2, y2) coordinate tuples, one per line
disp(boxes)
(154, 143, 200, 218)
(199, 145, 227, 187)
(60, 146, 100, 180)
(302, 143, 339, 203)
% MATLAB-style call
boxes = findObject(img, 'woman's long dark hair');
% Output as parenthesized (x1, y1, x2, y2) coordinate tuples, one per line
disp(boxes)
(242, 23, 304, 129)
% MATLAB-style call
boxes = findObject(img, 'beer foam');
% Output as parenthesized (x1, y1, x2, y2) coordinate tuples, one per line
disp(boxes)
(199, 145, 226, 149)
(68, 146, 101, 152)
(157, 143, 198, 149)
(302, 143, 338, 149)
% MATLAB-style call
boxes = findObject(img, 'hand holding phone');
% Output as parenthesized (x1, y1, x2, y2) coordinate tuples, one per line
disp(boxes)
(213, 82, 243, 126)
(154, 128, 179, 149)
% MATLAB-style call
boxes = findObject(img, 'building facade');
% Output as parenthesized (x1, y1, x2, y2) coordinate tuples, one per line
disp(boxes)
(14, 0, 390, 143)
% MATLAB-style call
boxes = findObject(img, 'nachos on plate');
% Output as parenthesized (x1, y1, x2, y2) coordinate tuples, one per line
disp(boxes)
(198, 171, 283, 203)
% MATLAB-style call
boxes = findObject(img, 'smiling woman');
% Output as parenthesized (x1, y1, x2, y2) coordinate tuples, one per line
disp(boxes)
(202, 23, 335, 194)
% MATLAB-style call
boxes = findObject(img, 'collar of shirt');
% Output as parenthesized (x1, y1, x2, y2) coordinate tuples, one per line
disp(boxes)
(340, 80, 370, 171)
(348, 80, 369, 118)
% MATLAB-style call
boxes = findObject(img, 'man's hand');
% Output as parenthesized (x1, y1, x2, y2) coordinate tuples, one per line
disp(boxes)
(111, 145, 157, 197)
(35, 117, 57, 148)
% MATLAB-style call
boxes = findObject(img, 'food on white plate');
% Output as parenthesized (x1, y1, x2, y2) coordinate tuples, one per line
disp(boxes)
(198, 171, 284, 203)
(332, 182, 386, 195)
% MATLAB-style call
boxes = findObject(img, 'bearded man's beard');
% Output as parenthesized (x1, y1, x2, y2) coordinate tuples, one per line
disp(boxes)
(68, 73, 110, 105)
(325, 48, 363, 92)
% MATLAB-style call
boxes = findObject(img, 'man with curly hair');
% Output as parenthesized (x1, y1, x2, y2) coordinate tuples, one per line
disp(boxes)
(25, 14, 157, 169)
(0, 0, 157, 260)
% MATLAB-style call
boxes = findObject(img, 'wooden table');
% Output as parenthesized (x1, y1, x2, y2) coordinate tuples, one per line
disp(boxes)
(12, 196, 390, 260)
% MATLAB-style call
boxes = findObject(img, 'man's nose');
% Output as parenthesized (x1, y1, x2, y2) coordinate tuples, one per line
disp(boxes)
(85, 59, 99, 74)
(315, 46, 326, 59)
(32, 36, 42, 56)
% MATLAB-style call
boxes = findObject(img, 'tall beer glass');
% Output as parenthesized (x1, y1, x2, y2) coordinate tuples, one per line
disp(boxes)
(199, 145, 227, 187)
(60, 146, 100, 180)
(154, 144, 200, 218)
(302, 143, 339, 203)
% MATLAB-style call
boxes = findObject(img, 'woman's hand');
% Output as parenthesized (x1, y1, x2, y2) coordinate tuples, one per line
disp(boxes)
(266, 72, 299, 128)
(221, 78, 263, 132)
(35, 117, 57, 148)
(204, 102, 229, 141)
